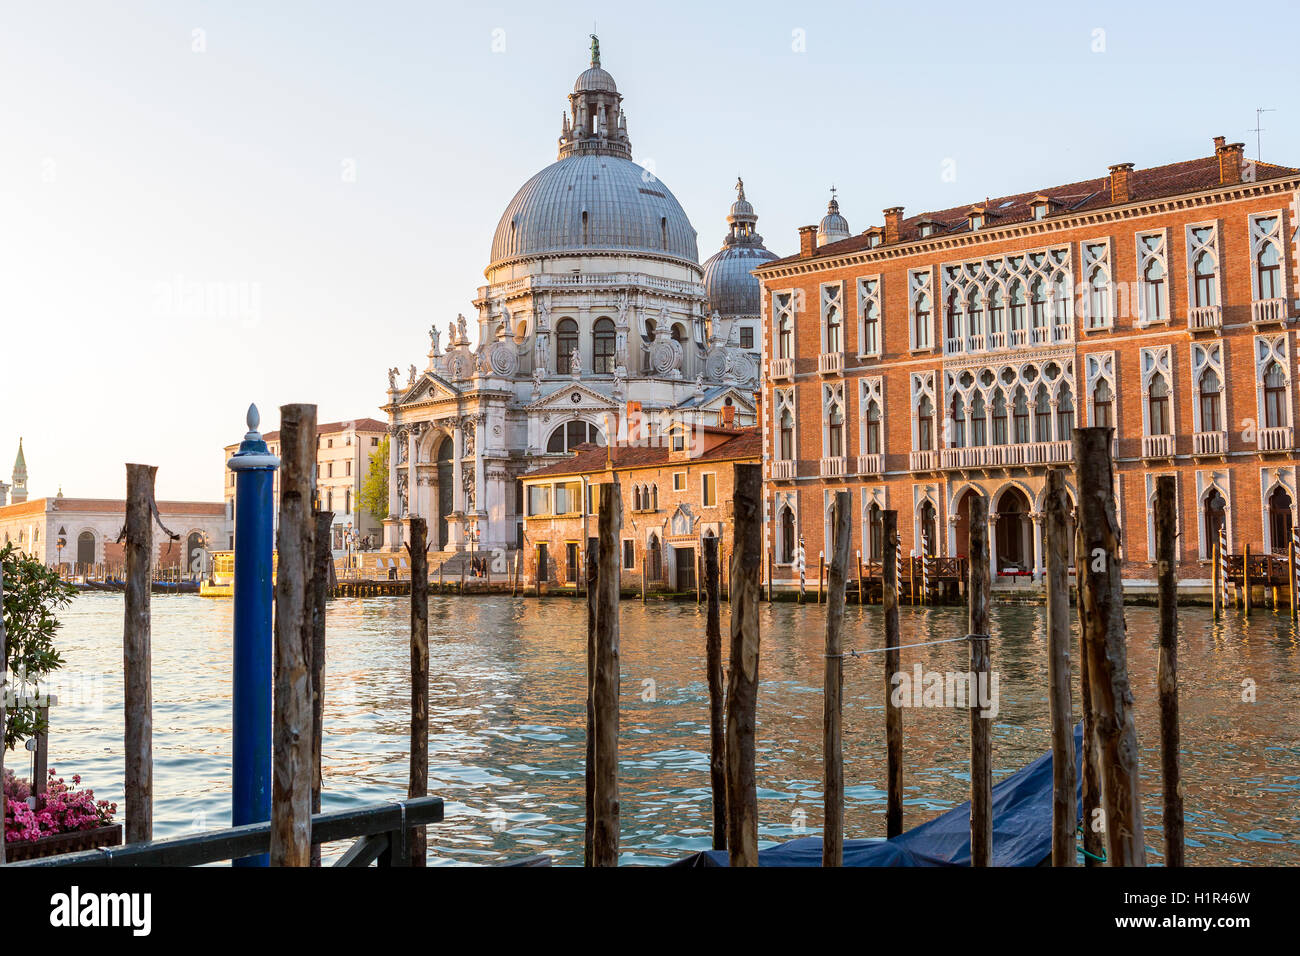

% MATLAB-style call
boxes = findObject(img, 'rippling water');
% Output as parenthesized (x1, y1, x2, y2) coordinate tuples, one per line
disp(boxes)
(29, 592, 1300, 865)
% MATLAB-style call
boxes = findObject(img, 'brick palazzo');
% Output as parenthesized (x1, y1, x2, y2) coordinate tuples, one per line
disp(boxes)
(519, 416, 758, 591)
(754, 138, 1300, 591)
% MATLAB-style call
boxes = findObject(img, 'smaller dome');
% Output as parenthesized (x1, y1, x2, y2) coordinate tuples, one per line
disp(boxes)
(817, 193, 851, 247)
(574, 66, 617, 93)
(730, 195, 755, 219)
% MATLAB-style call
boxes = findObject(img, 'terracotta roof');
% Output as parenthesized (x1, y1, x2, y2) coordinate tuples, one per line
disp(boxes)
(262, 417, 387, 442)
(0, 498, 225, 518)
(523, 428, 761, 480)
(761, 151, 1300, 268)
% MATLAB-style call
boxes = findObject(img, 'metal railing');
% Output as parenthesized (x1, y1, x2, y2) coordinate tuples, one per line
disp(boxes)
(12, 796, 444, 868)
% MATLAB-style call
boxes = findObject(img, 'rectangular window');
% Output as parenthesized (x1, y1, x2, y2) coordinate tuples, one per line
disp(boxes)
(327, 462, 334, 477)
(673, 472, 686, 492)
(702, 473, 717, 507)
(528, 485, 551, 516)
(346, 460, 351, 477)
(672, 432, 685, 452)
(371, 437, 379, 446)
(622, 540, 635, 570)
(554, 481, 582, 515)
(740, 326, 754, 349)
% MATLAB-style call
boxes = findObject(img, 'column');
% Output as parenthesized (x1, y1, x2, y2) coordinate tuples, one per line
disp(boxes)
(452, 422, 464, 513)
(387, 426, 400, 517)
(987, 513, 999, 577)
(1031, 512, 1044, 581)
(406, 425, 419, 516)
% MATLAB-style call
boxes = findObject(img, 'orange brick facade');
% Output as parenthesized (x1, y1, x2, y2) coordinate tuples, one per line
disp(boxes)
(755, 143, 1300, 590)
(520, 426, 758, 591)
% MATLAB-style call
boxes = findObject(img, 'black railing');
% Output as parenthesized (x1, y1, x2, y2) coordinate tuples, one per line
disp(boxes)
(12, 796, 443, 868)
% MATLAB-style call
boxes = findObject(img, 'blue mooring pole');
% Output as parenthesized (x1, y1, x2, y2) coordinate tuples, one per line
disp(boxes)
(227, 404, 279, 866)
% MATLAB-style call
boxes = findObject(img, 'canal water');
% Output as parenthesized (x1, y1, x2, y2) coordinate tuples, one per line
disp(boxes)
(29, 592, 1300, 865)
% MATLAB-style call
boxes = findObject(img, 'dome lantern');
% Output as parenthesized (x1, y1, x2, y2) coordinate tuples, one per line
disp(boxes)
(560, 35, 630, 160)
(817, 186, 851, 247)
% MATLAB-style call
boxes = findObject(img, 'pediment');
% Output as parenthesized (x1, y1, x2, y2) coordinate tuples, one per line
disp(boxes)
(528, 381, 619, 411)
(399, 372, 460, 405)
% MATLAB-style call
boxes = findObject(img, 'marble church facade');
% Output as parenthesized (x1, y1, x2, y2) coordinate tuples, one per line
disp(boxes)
(381, 39, 774, 554)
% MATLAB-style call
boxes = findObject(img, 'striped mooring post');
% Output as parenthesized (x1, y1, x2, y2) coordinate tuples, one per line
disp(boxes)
(1219, 525, 1230, 612)
(895, 538, 904, 604)
(227, 404, 281, 867)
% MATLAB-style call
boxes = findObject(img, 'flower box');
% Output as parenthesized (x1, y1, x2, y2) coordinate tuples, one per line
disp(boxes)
(5, 822, 122, 862)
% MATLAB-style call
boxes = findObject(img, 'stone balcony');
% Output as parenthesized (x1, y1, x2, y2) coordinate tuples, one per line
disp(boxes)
(1188, 305, 1222, 331)
(1193, 430, 1228, 457)
(1142, 433, 1176, 459)
(818, 352, 844, 376)
(770, 459, 797, 480)
(856, 453, 884, 476)
(819, 456, 850, 478)
(1252, 297, 1288, 327)
(1259, 425, 1294, 452)
(771, 357, 795, 381)
(937, 440, 1071, 471)
(909, 449, 938, 472)
(478, 270, 704, 302)
(943, 323, 1071, 357)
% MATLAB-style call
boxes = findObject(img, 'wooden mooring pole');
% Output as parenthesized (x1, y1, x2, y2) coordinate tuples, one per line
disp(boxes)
(1073, 427, 1146, 867)
(882, 509, 903, 838)
(271, 404, 316, 867)
(591, 480, 622, 866)
(1154, 476, 1183, 867)
(703, 535, 726, 852)
(822, 491, 851, 866)
(1044, 469, 1075, 865)
(967, 492, 992, 866)
(1077, 516, 1103, 867)
(407, 517, 429, 866)
(123, 463, 156, 844)
(309, 509, 332, 867)
(584, 544, 598, 865)
(726, 464, 762, 865)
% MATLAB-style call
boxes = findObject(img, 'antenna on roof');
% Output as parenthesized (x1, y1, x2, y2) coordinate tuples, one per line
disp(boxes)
(1253, 107, 1276, 161)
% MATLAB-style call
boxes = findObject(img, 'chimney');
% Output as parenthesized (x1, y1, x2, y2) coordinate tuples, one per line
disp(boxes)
(883, 206, 903, 244)
(1108, 163, 1134, 204)
(625, 400, 642, 441)
(798, 225, 818, 258)
(719, 404, 736, 429)
(1216, 139, 1244, 185)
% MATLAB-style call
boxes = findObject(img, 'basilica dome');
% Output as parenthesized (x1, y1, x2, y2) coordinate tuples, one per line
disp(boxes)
(487, 36, 699, 272)
(489, 155, 699, 268)
(701, 178, 778, 316)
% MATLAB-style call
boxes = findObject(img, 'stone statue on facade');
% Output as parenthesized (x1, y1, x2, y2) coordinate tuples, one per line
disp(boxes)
(408, 364, 418, 386)
(570, 346, 582, 379)
(388, 367, 400, 390)
(428, 325, 441, 355)
(532, 365, 544, 400)
(448, 320, 458, 348)
(456, 313, 468, 345)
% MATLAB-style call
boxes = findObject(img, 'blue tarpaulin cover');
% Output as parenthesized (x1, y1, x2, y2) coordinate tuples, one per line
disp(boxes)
(671, 723, 1084, 867)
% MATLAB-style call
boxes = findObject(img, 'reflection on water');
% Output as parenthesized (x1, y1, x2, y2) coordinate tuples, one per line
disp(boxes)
(41, 593, 1300, 865)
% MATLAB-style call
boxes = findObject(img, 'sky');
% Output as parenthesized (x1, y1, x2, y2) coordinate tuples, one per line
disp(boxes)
(1, 0, 1296, 501)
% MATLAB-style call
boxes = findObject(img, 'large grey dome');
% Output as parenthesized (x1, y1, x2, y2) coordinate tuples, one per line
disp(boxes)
(701, 178, 777, 316)
(490, 155, 700, 268)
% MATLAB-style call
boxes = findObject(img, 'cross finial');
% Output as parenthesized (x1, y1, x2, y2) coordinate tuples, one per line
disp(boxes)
(830, 184, 837, 200)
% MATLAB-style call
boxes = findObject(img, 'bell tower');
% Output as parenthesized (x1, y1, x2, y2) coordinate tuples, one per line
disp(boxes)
(11, 438, 28, 504)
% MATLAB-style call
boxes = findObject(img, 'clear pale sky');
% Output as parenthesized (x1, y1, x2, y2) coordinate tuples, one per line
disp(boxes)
(2, 0, 1295, 500)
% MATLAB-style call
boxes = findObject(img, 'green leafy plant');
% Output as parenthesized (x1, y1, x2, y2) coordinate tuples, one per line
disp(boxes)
(2, 543, 76, 750)
(358, 434, 389, 526)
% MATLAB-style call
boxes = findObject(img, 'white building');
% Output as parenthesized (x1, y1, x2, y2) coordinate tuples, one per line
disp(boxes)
(381, 37, 774, 554)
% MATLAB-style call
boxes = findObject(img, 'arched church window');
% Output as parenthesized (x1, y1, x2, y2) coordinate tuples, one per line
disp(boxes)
(592, 318, 615, 374)
(556, 318, 579, 373)
(546, 419, 604, 453)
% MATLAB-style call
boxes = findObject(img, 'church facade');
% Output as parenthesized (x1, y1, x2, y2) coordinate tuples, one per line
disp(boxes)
(381, 38, 776, 554)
